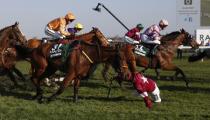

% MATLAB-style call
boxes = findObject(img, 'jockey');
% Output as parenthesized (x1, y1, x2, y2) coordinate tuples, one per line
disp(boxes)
(45, 12, 76, 39)
(141, 19, 169, 45)
(124, 24, 144, 44)
(133, 73, 161, 109)
(67, 23, 83, 35)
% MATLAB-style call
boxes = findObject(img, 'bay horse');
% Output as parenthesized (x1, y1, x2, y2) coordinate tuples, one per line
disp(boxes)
(135, 29, 198, 87)
(26, 27, 109, 76)
(15, 28, 133, 102)
(103, 29, 199, 87)
(0, 22, 27, 86)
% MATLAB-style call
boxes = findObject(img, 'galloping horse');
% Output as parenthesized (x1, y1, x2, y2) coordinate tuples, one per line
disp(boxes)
(27, 28, 109, 75)
(15, 28, 133, 102)
(103, 29, 198, 87)
(0, 22, 27, 86)
(134, 29, 198, 87)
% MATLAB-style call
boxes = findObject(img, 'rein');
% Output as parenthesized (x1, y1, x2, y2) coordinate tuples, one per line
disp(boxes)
(76, 40, 102, 64)
(81, 50, 93, 63)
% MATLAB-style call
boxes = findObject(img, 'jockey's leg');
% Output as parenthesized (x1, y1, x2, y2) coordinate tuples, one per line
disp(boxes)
(151, 83, 161, 103)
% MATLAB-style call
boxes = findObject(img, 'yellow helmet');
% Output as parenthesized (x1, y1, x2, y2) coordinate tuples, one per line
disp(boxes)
(65, 12, 76, 20)
(74, 23, 83, 29)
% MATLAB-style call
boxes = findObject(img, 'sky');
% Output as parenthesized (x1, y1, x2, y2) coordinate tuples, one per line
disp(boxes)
(0, 0, 177, 39)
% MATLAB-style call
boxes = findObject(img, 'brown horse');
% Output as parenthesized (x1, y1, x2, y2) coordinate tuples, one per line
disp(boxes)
(103, 29, 199, 87)
(134, 29, 198, 87)
(15, 28, 133, 102)
(0, 22, 27, 86)
(27, 28, 109, 75)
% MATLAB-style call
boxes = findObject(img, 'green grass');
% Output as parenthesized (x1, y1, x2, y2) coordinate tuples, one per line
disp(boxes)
(0, 59, 210, 120)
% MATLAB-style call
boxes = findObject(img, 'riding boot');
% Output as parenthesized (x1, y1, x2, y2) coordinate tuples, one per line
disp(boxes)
(148, 46, 154, 68)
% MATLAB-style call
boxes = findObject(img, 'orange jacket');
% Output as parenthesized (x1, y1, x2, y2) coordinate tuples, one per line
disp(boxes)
(47, 17, 71, 36)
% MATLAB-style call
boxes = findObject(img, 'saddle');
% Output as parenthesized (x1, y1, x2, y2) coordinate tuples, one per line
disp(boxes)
(134, 43, 158, 57)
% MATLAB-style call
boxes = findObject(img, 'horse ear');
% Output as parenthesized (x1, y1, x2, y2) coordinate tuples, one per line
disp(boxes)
(180, 28, 185, 33)
(15, 22, 19, 26)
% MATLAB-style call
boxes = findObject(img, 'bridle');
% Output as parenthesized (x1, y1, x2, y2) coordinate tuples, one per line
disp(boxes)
(10, 25, 26, 45)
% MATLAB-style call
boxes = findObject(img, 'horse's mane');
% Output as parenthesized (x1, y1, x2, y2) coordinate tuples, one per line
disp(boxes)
(73, 29, 95, 39)
(0, 25, 12, 36)
(161, 31, 181, 42)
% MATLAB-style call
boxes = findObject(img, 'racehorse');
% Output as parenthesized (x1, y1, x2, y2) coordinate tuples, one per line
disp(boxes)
(0, 22, 27, 86)
(188, 49, 210, 62)
(135, 29, 198, 87)
(26, 27, 109, 76)
(15, 27, 133, 102)
(103, 29, 199, 87)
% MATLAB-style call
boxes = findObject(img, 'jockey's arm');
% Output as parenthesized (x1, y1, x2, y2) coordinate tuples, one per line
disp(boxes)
(59, 19, 71, 37)
(124, 36, 140, 44)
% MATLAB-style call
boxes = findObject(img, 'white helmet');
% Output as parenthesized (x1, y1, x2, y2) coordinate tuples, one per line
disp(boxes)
(159, 19, 169, 26)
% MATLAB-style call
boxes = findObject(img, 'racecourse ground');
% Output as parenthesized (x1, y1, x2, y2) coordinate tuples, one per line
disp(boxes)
(0, 58, 209, 120)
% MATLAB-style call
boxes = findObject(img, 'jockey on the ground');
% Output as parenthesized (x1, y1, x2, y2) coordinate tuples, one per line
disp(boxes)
(45, 12, 76, 39)
(124, 24, 144, 44)
(67, 23, 83, 35)
(141, 19, 169, 45)
(133, 73, 161, 109)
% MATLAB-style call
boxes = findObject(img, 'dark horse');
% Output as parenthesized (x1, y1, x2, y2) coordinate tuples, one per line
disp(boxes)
(15, 28, 133, 102)
(0, 22, 27, 86)
(103, 29, 199, 87)
(188, 49, 210, 62)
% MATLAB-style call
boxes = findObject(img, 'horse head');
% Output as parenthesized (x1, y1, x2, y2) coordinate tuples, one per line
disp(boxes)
(180, 28, 199, 49)
(11, 22, 27, 45)
(0, 22, 27, 47)
(161, 29, 199, 49)
(114, 44, 136, 81)
(91, 27, 109, 47)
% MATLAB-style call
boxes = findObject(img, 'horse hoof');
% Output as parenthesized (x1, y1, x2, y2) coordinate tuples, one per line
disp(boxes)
(38, 98, 45, 104)
(32, 94, 42, 100)
(186, 83, 189, 88)
(47, 98, 53, 103)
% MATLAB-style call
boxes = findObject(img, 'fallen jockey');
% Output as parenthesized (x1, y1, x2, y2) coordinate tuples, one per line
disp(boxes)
(133, 72, 161, 109)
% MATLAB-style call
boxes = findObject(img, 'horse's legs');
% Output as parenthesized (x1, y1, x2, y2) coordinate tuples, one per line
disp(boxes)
(155, 68, 161, 80)
(102, 63, 111, 82)
(7, 70, 18, 87)
(161, 64, 188, 87)
(31, 58, 48, 100)
(47, 71, 75, 102)
(13, 67, 26, 81)
(73, 79, 80, 102)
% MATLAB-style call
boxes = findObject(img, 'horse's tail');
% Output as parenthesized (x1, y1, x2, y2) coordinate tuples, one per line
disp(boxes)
(188, 50, 207, 62)
(15, 45, 34, 59)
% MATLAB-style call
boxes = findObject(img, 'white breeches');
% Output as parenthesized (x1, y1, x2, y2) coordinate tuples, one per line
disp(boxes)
(45, 26, 65, 39)
(151, 83, 161, 103)
(141, 34, 160, 44)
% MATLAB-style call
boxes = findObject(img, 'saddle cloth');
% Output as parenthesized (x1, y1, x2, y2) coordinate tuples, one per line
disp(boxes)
(50, 44, 63, 58)
(134, 45, 158, 57)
